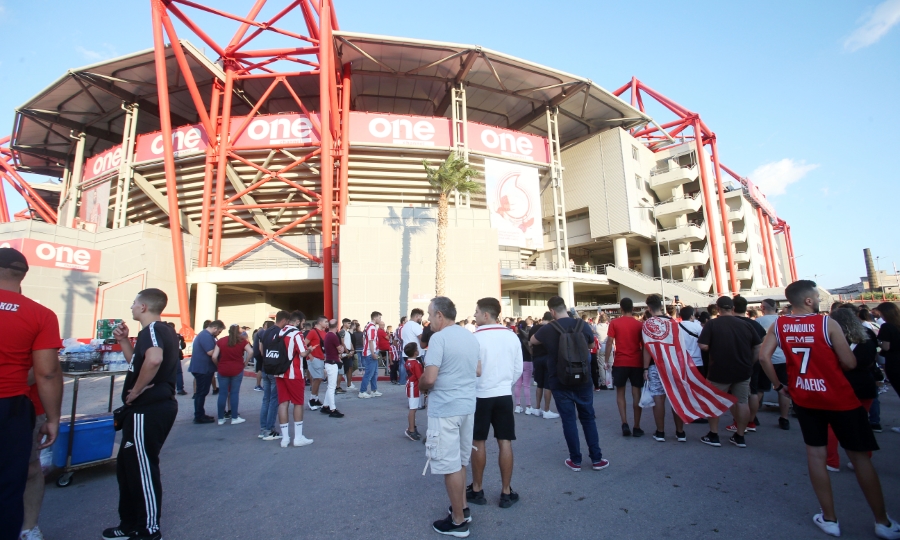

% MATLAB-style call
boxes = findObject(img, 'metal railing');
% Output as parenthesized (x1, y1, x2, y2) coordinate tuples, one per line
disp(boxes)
(604, 264, 716, 301)
(655, 191, 700, 207)
(650, 164, 696, 177)
(190, 257, 318, 271)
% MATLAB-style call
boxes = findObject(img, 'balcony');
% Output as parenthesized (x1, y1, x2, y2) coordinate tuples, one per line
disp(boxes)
(675, 274, 714, 293)
(728, 269, 753, 281)
(658, 223, 706, 243)
(659, 248, 709, 268)
(649, 165, 699, 193)
(727, 206, 744, 221)
(733, 250, 750, 263)
(730, 230, 747, 243)
(655, 193, 702, 219)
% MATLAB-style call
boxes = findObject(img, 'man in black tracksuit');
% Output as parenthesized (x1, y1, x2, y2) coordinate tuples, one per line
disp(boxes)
(102, 288, 179, 540)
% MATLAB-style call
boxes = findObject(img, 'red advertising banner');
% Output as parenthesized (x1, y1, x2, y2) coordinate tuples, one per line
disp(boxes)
(467, 121, 550, 164)
(349, 111, 452, 148)
(230, 113, 321, 149)
(134, 123, 209, 163)
(0, 238, 101, 273)
(83, 145, 124, 182)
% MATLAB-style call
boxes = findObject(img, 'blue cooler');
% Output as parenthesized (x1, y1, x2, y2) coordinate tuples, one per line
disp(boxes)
(52, 414, 116, 468)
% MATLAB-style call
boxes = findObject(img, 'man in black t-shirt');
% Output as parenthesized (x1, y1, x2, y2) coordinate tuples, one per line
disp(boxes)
(697, 296, 762, 448)
(528, 312, 559, 418)
(733, 296, 768, 434)
(102, 289, 179, 540)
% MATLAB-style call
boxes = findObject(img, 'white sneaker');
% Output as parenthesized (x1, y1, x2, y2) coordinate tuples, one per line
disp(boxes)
(846, 462, 855, 471)
(370, 391, 383, 397)
(358, 392, 371, 399)
(293, 436, 314, 447)
(348, 384, 356, 390)
(231, 416, 246, 425)
(876, 517, 900, 539)
(217, 419, 226, 425)
(20, 526, 44, 540)
(542, 410, 560, 419)
(892, 427, 900, 434)
(524, 407, 536, 416)
(280, 436, 291, 448)
(514, 406, 524, 414)
(813, 513, 841, 537)
(826, 465, 840, 472)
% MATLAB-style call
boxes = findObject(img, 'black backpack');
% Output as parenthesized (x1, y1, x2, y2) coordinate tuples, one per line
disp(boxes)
(263, 327, 298, 375)
(549, 319, 591, 386)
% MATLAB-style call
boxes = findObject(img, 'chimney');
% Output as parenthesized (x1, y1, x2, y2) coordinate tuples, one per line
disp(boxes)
(864, 248, 880, 290)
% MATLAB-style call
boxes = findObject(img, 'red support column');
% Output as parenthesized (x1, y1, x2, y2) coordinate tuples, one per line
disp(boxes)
(765, 218, 781, 287)
(709, 135, 738, 294)
(151, 0, 192, 335)
(756, 207, 774, 286)
(785, 225, 798, 282)
(0, 176, 10, 223)
(692, 120, 724, 295)
(338, 63, 351, 224)
(211, 66, 235, 267)
(319, 0, 334, 319)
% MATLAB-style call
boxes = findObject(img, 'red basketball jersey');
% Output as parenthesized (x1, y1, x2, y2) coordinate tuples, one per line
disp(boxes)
(775, 313, 860, 411)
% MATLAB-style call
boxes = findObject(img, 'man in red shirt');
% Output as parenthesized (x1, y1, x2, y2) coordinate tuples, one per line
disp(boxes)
(320, 319, 345, 418)
(0, 248, 62, 539)
(760, 280, 900, 539)
(305, 316, 328, 410)
(603, 297, 645, 437)
(275, 311, 314, 448)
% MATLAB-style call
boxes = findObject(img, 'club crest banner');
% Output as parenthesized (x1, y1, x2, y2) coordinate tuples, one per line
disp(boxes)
(484, 158, 543, 249)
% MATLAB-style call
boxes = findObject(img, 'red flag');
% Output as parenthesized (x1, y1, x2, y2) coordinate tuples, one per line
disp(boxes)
(642, 316, 736, 422)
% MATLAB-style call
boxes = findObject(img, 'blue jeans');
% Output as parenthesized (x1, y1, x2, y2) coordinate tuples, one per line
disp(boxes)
(193, 372, 214, 420)
(869, 395, 881, 425)
(399, 357, 408, 384)
(360, 355, 379, 393)
(259, 373, 278, 431)
(217, 373, 242, 420)
(552, 384, 603, 465)
(175, 360, 184, 392)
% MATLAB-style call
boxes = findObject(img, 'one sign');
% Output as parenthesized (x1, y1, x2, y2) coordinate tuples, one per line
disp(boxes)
(484, 158, 543, 249)
(230, 113, 321, 149)
(134, 123, 209, 163)
(0, 238, 102, 273)
(467, 121, 550, 164)
(83, 144, 124, 182)
(79, 180, 111, 227)
(349, 112, 452, 148)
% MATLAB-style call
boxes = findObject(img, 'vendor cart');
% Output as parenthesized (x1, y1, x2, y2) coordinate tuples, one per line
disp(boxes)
(56, 370, 120, 487)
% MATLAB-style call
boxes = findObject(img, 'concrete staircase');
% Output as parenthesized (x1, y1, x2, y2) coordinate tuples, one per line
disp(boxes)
(604, 265, 715, 307)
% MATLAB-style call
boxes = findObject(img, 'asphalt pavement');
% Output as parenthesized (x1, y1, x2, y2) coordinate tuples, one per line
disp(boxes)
(39, 365, 900, 540)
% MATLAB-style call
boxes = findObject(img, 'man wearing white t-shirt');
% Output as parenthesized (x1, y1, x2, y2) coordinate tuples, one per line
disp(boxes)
(678, 306, 704, 371)
(402, 308, 425, 363)
(755, 299, 791, 430)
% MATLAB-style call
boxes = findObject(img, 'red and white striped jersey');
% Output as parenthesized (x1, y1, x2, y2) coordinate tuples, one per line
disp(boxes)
(775, 313, 860, 411)
(275, 326, 306, 380)
(406, 358, 423, 398)
(363, 322, 377, 355)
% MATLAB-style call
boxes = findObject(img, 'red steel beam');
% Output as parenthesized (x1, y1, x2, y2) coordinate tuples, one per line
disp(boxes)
(0, 174, 10, 222)
(319, 0, 334, 319)
(756, 207, 774, 286)
(692, 119, 724, 295)
(338, 63, 351, 224)
(151, 0, 192, 335)
(211, 65, 235, 267)
(709, 135, 738, 294)
(765, 217, 781, 287)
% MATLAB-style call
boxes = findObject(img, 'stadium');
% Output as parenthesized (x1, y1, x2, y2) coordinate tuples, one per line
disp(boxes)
(0, 0, 798, 339)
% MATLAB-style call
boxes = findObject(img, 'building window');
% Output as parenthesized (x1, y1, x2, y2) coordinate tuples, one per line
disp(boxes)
(758, 245, 763, 254)
(635, 174, 643, 190)
(632, 145, 639, 161)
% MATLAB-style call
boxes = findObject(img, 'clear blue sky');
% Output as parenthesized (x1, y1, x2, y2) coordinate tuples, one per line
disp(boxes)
(1, 0, 897, 288)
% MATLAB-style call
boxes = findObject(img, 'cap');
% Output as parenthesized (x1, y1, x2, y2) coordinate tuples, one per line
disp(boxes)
(0, 248, 29, 273)
(716, 296, 734, 310)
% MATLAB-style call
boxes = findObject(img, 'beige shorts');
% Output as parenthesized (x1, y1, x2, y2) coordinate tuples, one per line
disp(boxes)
(709, 379, 751, 405)
(425, 414, 474, 475)
(31, 414, 47, 462)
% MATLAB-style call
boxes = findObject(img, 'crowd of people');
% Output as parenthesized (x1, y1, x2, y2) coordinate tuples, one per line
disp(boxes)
(3, 234, 900, 539)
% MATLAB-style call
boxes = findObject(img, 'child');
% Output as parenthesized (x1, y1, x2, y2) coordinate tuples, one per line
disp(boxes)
(404, 342, 424, 440)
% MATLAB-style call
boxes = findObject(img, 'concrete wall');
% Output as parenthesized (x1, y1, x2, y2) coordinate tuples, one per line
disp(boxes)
(338, 205, 500, 324)
(0, 221, 199, 338)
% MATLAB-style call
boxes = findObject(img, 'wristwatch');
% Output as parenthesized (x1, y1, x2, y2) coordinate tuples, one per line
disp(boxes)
(774, 383, 784, 392)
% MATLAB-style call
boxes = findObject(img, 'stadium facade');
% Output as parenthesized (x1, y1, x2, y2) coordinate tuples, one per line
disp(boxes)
(0, 1, 797, 338)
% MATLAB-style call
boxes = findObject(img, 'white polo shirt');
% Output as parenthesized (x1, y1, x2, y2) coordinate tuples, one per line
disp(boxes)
(473, 324, 523, 399)
(401, 319, 424, 358)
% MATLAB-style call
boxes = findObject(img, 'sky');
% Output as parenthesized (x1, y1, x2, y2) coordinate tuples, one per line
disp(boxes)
(0, 0, 897, 289)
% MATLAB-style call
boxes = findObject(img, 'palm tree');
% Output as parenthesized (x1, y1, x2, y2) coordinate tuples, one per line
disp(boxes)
(423, 152, 482, 296)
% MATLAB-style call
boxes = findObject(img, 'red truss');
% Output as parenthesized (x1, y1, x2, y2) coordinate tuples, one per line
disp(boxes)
(0, 136, 59, 225)
(612, 77, 798, 292)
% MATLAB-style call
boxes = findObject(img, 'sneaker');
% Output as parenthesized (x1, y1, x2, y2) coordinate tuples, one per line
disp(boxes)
(813, 513, 841, 537)
(466, 484, 487, 505)
(20, 526, 44, 540)
(405, 429, 419, 441)
(729, 434, 747, 448)
(335, 387, 346, 394)
(129, 533, 161, 540)
(102, 527, 133, 539)
(254, 386, 263, 392)
(591, 459, 610, 471)
(262, 431, 281, 441)
(212, 388, 219, 395)
(280, 436, 290, 448)
(514, 406, 524, 414)
(676, 431, 687, 442)
(826, 465, 840, 472)
(594, 386, 602, 392)
(432, 514, 470, 537)
(892, 427, 900, 434)
(447, 506, 472, 523)
(632, 427, 644, 438)
(564, 459, 582, 472)
(726, 423, 739, 432)
(621, 423, 631, 437)
(746, 422, 757, 432)
(871, 423, 883, 433)
(320, 406, 333, 414)
(259, 429, 268, 439)
(370, 391, 383, 397)
(847, 461, 855, 472)
(348, 383, 356, 390)
(329, 409, 344, 418)
(701, 433, 721, 447)
(875, 516, 900, 539)
(653, 431, 665, 442)
(542, 410, 560, 419)
(176, 390, 188, 395)
(499, 489, 519, 508)
(231, 416, 245, 425)
(224, 410, 232, 419)
(293, 436, 314, 447)
(524, 407, 538, 416)
(193, 416, 215, 424)
(779, 417, 791, 430)
(217, 418, 226, 425)
(308, 399, 321, 410)
(358, 392, 372, 399)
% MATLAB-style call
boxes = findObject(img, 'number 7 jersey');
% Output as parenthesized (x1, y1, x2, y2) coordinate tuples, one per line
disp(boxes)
(775, 313, 860, 411)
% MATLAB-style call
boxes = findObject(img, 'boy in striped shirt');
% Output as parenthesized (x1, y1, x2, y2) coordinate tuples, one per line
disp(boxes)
(405, 342, 424, 440)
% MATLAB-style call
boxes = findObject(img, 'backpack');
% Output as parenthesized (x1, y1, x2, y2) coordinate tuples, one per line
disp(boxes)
(263, 327, 298, 375)
(548, 319, 591, 386)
